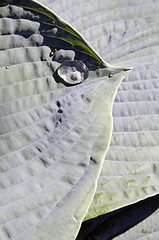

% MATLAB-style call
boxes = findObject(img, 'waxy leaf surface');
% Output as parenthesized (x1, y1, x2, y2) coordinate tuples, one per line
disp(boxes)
(0, 0, 130, 239)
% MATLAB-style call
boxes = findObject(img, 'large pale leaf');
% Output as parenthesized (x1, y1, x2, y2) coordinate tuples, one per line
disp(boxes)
(45, 0, 159, 217)
(0, 0, 130, 239)
(83, 0, 159, 221)
(38, 0, 159, 239)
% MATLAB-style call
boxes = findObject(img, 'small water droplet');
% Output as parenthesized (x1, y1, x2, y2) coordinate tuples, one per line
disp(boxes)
(49, 48, 58, 57)
(57, 60, 89, 85)
(49, 51, 54, 57)
(5, 65, 9, 69)
(108, 73, 114, 78)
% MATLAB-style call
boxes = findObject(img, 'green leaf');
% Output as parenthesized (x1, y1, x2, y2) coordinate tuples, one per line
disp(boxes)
(0, 0, 130, 239)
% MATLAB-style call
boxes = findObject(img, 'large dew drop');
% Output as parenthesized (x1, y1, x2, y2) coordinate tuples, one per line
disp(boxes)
(57, 60, 89, 85)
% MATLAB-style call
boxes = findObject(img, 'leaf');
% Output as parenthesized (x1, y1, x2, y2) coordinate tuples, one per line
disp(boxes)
(51, 0, 159, 220)
(39, 0, 159, 239)
(83, 0, 159, 221)
(0, 0, 130, 239)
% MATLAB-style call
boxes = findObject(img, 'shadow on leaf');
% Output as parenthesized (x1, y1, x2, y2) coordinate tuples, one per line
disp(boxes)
(77, 194, 159, 240)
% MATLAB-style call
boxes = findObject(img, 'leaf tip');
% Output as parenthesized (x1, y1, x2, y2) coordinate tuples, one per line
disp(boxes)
(123, 67, 133, 72)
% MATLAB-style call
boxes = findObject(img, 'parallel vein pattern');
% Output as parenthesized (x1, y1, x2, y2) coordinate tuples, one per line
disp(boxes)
(0, 1, 130, 239)
(40, 0, 159, 225)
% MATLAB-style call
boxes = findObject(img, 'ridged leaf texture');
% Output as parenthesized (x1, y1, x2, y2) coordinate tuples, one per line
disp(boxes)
(0, 0, 130, 239)
(39, 0, 159, 239)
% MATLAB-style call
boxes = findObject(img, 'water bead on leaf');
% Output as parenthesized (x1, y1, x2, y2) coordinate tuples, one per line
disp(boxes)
(49, 48, 58, 57)
(108, 73, 114, 78)
(57, 60, 89, 85)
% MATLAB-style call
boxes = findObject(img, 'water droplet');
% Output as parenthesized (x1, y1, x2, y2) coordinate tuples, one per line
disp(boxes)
(108, 73, 114, 78)
(49, 48, 58, 57)
(49, 51, 54, 57)
(57, 60, 89, 85)
(5, 65, 9, 69)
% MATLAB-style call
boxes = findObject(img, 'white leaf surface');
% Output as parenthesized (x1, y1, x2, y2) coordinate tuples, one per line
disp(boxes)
(0, 0, 130, 239)
(38, 0, 159, 239)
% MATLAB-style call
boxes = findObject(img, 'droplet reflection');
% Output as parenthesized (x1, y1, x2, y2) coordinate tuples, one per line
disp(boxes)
(57, 60, 89, 85)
